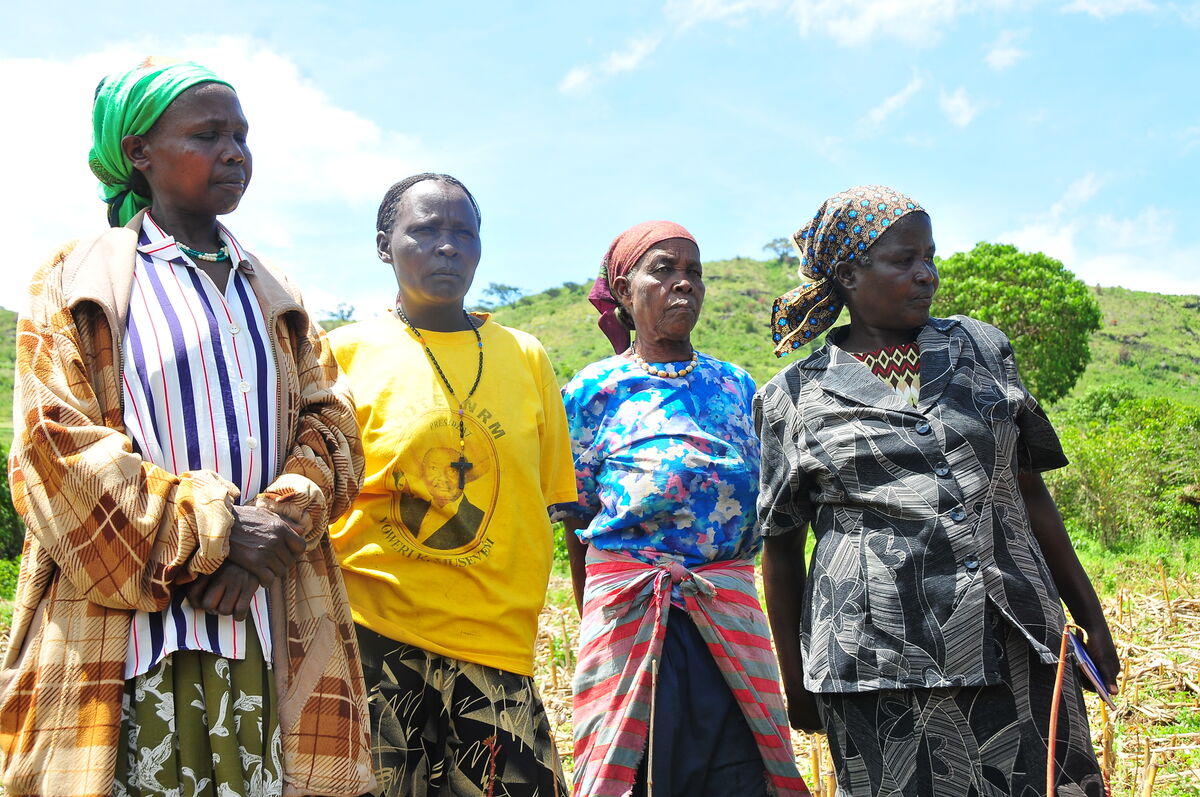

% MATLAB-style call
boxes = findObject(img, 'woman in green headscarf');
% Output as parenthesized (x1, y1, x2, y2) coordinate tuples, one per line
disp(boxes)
(0, 58, 373, 797)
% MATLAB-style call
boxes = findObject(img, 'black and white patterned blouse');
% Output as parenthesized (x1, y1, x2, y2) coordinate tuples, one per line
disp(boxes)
(755, 316, 1070, 693)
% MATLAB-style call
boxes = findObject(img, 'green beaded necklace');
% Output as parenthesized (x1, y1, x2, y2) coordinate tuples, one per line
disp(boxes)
(177, 241, 231, 262)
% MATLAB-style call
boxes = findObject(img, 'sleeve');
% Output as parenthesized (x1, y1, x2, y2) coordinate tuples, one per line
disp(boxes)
(253, 315, 365, 545)
(553, 371, 602, 522)
(988, 326, 1069, 474)
(753, 382, 815, 537)
(534, 346, 579, 509)
(9, 253, 239, 612)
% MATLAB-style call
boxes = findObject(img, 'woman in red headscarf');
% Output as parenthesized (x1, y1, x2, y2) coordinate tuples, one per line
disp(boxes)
(557, 223, 808, 796)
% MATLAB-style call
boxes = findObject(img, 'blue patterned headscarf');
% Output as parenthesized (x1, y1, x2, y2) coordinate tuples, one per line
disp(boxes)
(770, 185, 924, 356)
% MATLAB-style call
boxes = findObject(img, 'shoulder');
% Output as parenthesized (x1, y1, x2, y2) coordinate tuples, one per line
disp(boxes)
(698, 353, 757, 396)
(563, 354, 630, 404)
(485, 319, 547, 355)
(243, 252, 305, 302)
(327, 316, 397, 358)
(937, 315, 1011, 349)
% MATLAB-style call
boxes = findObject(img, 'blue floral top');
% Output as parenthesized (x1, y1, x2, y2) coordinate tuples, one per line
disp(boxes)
(559, 352, 762, 567)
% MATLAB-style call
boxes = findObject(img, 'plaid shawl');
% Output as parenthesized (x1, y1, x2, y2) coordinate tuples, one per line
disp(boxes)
(572, 548, 808, 796)
(0, 214, 374, 797)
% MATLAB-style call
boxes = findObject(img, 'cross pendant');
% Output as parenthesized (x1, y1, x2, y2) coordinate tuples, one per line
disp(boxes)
(451, 454, 473, 489)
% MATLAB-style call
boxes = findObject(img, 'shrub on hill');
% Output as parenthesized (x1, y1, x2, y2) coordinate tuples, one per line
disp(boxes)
(1046, 387, 1200, 545)
(934, 243, 1101, 404)
(0, 441, 22, 560)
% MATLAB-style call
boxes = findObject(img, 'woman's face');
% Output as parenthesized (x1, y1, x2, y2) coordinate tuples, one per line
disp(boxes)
(378, 180, 482, 313)
(839, 211, 938, 332)
(122, 83, 251, 218)
(615, 237, 704, 343)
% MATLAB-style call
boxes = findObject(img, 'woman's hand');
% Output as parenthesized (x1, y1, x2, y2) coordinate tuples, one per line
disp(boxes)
(185, 563, 262, 621)
(785, 685, 824, 732)
(226, 504, 306, 587)
(1079, 619, 1121, 696)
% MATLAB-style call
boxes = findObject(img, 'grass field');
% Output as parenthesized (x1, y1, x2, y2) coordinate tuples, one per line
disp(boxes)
(529, 544, 1200, 796)
(2, 549, 1192, 793)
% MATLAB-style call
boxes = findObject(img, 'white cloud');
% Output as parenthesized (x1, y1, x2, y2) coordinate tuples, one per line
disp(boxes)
(789, 0, 964, 46)
(1061, 0, 1156, 17)
(1180, 125, 1200, 152)
(558, 35, 663, 95)
(2, 37, 426, 314)
(1053, 173, 1103, 214)
(861, 70, 924, 131)
(664, 0, 782, 27)
(985, 29, 1028, 70)
(1000, 178, 1200, 294)
(939, 87, 979, 127)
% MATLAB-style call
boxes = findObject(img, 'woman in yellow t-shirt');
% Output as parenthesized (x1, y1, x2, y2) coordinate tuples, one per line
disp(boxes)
(327, 173, 576, 797)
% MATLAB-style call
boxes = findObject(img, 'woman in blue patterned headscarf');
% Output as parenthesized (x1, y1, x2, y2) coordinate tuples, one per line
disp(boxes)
(756, 185, 1118, 796)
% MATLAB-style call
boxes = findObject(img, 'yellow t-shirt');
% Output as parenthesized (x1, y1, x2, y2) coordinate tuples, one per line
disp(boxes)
(328, 314, 576, 675)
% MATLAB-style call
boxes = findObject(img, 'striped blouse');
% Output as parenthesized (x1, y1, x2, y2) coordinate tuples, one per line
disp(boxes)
(122, 213, 279, 678)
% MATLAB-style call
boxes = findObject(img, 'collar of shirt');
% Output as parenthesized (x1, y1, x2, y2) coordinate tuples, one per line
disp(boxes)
(137, 212, 254, 273)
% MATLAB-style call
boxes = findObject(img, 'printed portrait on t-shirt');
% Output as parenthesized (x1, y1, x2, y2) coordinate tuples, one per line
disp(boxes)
(385, 412, 499, 556)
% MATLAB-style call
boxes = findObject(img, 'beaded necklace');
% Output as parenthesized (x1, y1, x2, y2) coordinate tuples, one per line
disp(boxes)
(631, 345, 699, 378)
(177, 241, 231, 262)
(395, 302, 484, 489)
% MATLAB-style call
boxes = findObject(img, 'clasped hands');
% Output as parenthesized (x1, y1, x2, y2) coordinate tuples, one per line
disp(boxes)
(184, 505, 306, 621)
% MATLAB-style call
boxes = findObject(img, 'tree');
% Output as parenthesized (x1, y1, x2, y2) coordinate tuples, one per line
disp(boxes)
(483, 283, 524, 307)
(0, 441, 24, 560)
(763, 238, 797, 266)
(318, 302, 356, 332)
(933, 243, 1101, 404)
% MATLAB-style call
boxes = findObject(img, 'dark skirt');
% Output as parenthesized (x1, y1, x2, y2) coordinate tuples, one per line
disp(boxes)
(355, 624, 568, 797)
(632, 608, 770, 797)
(816, 621, 1105, 797)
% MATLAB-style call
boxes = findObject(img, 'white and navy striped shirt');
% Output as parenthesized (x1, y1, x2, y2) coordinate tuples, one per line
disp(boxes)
(122, 213, 279, 678)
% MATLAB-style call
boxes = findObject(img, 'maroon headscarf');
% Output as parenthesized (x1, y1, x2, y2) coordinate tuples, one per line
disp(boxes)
(588, 220, 698, 353)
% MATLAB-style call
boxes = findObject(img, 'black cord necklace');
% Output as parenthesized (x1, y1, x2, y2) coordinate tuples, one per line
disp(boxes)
(395, 303, 484, 489)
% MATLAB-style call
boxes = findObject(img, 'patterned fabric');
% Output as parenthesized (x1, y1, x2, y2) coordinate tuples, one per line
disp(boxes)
(817, 619, 1104, 797)
(1, 212, 374, 797)
(124, 212, 278, 678)
(850, 342, 921, 408)
(114, 630, 282, 797)
(355, 626, 567, 797)
(587, 220, 697, 354)
(558, 353, 761, 568)
(571, 548, 807, 797)
(754, 316, 1071, 693)
(770, 186, 924, 356)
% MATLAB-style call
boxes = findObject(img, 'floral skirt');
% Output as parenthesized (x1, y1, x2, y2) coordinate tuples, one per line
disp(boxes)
(113, 630, 282, 797)
(356, 624, 568, 797)
(816, 621, 1105, 797)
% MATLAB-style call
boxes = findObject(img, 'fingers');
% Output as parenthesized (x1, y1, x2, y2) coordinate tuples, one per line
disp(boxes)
(228, 505, 308, 584)
(191, 564, 261, 620)
(279, 521, 307, 557)
(185, 574, 212, 610)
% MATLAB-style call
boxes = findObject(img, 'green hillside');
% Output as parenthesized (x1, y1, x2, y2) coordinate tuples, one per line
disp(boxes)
(0, 307, 15, 443)
(0, 263, 1196, 447)
(1079, 287, 1200, 404)
(489, 259, 1200, 404)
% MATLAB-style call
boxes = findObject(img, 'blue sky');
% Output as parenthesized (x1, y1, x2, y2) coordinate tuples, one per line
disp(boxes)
(4, 0, 1198, 321)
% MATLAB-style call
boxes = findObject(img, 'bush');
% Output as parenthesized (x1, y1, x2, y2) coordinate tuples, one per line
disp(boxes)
(0, 442, 24, 560)
(0, 557, 20, 600)
(934, 243, 1101, 404)
(1047, 389, 1200, 545)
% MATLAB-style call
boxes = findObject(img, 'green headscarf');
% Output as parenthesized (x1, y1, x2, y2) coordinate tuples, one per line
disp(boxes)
(89, 58, 232, 227)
